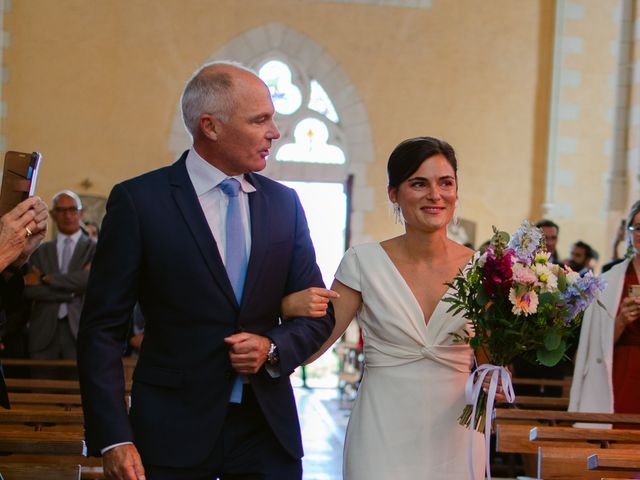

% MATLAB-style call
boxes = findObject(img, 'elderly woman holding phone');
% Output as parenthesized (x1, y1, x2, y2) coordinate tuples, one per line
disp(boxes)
(0, 196, 48, 408)
(570, 200, 640, 420)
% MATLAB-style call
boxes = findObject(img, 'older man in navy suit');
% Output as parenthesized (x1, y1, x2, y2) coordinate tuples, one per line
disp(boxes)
(77, 61, 335, 480)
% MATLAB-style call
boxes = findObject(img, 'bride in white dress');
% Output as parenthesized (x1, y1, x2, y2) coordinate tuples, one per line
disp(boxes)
(283, 136, 485, 479)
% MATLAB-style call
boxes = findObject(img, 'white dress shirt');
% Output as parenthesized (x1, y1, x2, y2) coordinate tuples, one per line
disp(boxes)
(185, 148, 254, 264)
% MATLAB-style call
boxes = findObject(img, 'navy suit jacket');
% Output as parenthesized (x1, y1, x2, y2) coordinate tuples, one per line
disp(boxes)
(77, 152, 335, 467)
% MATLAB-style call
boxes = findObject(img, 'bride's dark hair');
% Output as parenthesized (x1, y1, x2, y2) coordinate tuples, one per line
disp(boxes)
(387, 136, 458, 188)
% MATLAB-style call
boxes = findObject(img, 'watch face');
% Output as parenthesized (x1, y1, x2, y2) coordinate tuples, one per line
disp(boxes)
(268, 343, 278, 364)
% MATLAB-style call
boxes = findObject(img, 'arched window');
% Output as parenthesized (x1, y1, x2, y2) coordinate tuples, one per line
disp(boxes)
(256, 58, 348, 290)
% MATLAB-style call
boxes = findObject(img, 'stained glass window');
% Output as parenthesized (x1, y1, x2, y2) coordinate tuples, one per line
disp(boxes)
(258, 59, 345, 166)
(276, 117, 345, 165)
(309, 80, 339, 123)
(258, 60, 301, 115)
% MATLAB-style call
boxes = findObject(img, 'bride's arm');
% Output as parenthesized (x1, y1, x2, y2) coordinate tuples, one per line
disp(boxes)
(304, 279, 362, 365)
(281, 287, 339, 319)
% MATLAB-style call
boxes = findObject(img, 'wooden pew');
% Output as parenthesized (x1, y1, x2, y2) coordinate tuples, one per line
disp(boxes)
(8, 392, 83, 410)
(505, 395, 570, 409)
(5, 378, 82, 393)
(511, 375, 573, 397)
(496, 423, 568, 454)
(537, 446, 640, 479)
(0, 427, 85, 455)
(0, 454, 103, 479)
(1, 356, 137, 383)
(495, 409, 640, 479)
(0, 462, 81, 480)
(530, 425, 640, 447)
(588, 449, 640, 474)
(5, 378, 132, 394)
(0, 408, 84, 430)
(494, 408, 640, 426)
(0, 358, 116, 478)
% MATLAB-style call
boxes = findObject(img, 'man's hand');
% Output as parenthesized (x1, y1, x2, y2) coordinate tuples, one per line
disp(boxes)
(224, 332, 271, 374)
(24, 265, 42, 286)
(103, 444, 145, 480)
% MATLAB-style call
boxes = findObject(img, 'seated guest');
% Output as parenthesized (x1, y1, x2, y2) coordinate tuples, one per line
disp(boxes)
(0, 197, 48, 408)
(570, 200, 640, 424)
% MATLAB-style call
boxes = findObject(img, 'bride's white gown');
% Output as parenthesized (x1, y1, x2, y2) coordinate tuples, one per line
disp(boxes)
(336, 243, 485, 480)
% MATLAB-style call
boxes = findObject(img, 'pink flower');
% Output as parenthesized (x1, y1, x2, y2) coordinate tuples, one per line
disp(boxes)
(512, 263, 537, 285)
(509, 287, 539, 315)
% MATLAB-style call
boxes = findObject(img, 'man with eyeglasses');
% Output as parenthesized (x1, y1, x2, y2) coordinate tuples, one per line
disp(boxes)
(23, 190, 96, 362)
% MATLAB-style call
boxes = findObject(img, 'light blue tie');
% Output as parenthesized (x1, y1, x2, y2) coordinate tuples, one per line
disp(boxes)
(220, 178, 248, 404)
(220, 178, 248, 303)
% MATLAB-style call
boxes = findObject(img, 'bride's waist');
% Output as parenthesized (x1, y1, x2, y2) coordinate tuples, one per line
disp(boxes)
(363, 340, 473, 372)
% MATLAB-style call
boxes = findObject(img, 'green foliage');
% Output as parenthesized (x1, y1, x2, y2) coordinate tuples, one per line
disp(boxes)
(536, 339, 567, 367)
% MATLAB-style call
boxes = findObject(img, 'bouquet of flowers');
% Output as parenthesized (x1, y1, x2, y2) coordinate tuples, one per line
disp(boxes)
(444, 221, 607, 436)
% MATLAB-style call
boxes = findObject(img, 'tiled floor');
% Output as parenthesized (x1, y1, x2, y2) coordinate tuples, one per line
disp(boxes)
(296, 387, 348, 480)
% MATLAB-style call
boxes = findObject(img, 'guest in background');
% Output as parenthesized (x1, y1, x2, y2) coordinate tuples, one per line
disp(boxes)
(0, 196, 48, 408)
(536, 219, 564, 267)
(566, 240, 595, 276)
(570, 200, 640, 424)
(23, 190, 95, 361)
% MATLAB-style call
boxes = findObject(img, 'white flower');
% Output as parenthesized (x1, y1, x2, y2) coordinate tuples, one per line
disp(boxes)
(477, 251, 488, 268)
(534, 263, 558, 291)
(565, 270, 580, 285)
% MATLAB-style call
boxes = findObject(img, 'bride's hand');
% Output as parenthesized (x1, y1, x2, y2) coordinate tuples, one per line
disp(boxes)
(281, 287, 340, 320)
(481, 369, 510, 403)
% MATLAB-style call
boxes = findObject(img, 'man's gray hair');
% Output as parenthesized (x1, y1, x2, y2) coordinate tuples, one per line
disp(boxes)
(180, 60, 258, 137)
(52, 190, 83, 210)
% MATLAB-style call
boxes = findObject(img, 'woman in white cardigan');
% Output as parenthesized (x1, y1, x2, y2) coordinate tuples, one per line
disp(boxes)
(569, 200, 640, 418)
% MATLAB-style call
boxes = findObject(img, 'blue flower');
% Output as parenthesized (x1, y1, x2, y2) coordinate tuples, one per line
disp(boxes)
(507, 220, 543, 263)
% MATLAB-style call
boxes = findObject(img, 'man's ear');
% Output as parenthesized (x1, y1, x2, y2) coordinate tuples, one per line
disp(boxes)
(199, 114, 219, 141)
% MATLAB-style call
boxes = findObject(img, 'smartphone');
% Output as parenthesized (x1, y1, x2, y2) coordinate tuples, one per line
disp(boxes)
(628, 285, 640, 298)
(0, 150, 42, 216)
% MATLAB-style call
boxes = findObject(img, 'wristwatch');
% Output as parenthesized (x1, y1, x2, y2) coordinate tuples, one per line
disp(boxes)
(267, 341, 279, 366)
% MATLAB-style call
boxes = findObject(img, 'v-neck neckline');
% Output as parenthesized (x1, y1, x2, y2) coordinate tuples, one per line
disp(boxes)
(376, 242, 452, 328)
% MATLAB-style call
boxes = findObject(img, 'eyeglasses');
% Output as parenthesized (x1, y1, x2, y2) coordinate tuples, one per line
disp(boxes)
(53, 206, 80, 214)
(628, 224, 640, 235)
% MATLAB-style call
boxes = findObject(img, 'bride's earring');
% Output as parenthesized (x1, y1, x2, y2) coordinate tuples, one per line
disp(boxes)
(393, 203, 404, 224)
(452, 200, 461, 226)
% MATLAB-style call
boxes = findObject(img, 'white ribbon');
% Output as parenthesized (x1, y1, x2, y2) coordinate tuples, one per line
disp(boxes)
(465, 363, 515, 480)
